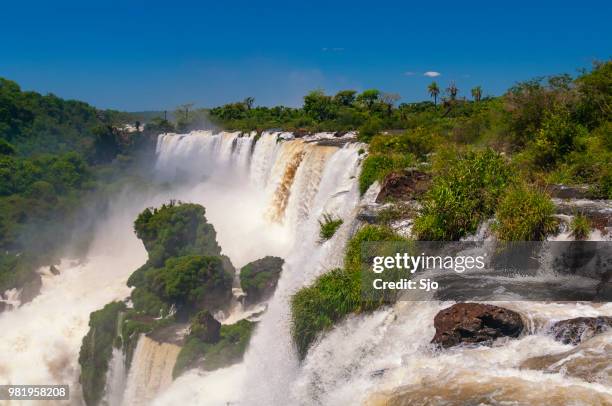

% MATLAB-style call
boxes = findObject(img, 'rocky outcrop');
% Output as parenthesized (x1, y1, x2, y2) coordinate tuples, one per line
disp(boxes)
(190, 311, 221, 343)
(375, 169, 430, 203)
(431, 303, 524, 348)
(20, 273, 42, 304)
(550, 316, 612, 345)
(240, 256, 284, 304)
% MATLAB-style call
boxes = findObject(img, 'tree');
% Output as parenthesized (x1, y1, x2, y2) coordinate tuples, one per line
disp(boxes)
(471, 86, 482, 102)
(356, 89, 380, 110)
(333, 90, 357, 106)
(446, 82, 459, 101)
(177, 103, 195, 121)
(428, 82, 440, 105)
(379, 92, 401, 115)
(243, 97, 255, 110)
(303, 90, 336, 121)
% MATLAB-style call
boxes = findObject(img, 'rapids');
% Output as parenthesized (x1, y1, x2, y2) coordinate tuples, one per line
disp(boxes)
(0, 130, 610, 406)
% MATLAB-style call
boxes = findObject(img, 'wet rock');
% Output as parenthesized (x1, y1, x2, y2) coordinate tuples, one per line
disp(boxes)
(239, 256, 284, 305)
(521, 333, 612, 384)
(550, 316, 612, 345)
(549, 184, 591, 199)
(0, 301, 6, 313)
(50, 265, 60, 275)
(431, 303, 524, 348)
(376, 169, 430, 203)
(365, 375, 612, 406)
(19, 274, 42, 304)
(190, 310, 221, 343)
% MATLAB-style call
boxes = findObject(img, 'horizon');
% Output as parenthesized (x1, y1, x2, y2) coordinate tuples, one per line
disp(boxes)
(1, 1, 610, 111)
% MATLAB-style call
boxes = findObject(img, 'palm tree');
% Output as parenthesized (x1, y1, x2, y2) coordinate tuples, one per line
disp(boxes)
(446, 82, 459, 101)
(471, 86, 482, 102)
(428, 82, 440, 105)
(243, 97, 255, 110)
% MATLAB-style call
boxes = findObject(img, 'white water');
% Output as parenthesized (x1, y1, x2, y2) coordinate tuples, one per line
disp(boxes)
(2, 129, 610, 406)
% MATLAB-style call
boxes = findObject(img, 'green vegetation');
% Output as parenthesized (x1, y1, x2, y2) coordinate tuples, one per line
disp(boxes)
(0, 78, 163, 294)
(78, 301, 126, 406)
(239, 256, 284, 304)
(412, 149, 516, 240)
(291, 225, 407, 359)
(133, 202, 222, 267)
(318, 213, 343, 241)
(492, 186, 557, 241)
(174, 319, 255, 377)
(570, 214, 592, 240)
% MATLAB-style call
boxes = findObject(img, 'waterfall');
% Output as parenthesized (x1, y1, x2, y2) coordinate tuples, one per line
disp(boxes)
(152, 132, 364, 405)
(121, 336, 181, 406)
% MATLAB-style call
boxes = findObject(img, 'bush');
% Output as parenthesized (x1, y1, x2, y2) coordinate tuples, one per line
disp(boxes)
(359, 153, 415, 195)
(239, 256, 284, 304)
(413, 149, 515, 240)
(173, 319, 255, 377)
(570, 214, 591, 240)
(291, 225, 406, 359)
(493, 186, 557, 241)
(133, 202, 221, 267)
(152, 255, 233, 310)
(79, 302, 126, 406)
(318, 213, 343, 241)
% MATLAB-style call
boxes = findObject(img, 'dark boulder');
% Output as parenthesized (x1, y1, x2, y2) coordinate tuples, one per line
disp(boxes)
(431, 303, 524, 348)
(240, 256, 284, 305)
(190, 310, 221, 343)
(50, 265, 60, 275)
(376, 169, 430, 203)
(550, 316, 612, 345)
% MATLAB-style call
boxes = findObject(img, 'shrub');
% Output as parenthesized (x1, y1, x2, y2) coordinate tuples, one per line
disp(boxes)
(357, 118, 382, 142)
(239, 256, 284, 304)
(493, 186, 557, 241)
(173, 319, 255, 377)
(413, 149, 515, 240)
(291, 225, 406, 359)
(359, 153, 415, 195)
(570, 214, 591, 240)
(133, 202, 221, 267)
(318, 213, 343, 241)
(79, 302, 126, 406)
(153, 255, 233, 310)
(369, 128, 438, 159)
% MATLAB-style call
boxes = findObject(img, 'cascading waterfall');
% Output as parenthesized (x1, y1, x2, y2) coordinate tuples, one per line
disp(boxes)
(121, 336, 181, 406)
(2, 128, 609, 406)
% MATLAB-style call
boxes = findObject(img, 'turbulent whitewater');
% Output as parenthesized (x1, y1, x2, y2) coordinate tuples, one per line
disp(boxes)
(1, 129, 610, 406)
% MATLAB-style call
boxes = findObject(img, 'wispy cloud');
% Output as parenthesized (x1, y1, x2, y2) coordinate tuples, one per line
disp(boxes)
(322, 47, 345, 52)
(404, 71, 416, 76)
(423, 71, 441, 77)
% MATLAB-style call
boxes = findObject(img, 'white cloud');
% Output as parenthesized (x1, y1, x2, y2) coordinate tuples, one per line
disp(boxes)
(404, 71, 416, 76)
(423, 71, 441, 77)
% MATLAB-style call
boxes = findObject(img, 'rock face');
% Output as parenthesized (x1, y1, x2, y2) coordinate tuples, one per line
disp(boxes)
(550, 316, 612, 345)
(20, 274, 42, 304)
(376, 169, 430, 203)
(190, 310, 221, 343)
(431, 303, 524, 348)
(240, 256, 284, 304)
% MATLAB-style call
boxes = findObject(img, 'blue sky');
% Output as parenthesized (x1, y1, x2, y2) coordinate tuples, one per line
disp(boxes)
(1, 1, 610, 111)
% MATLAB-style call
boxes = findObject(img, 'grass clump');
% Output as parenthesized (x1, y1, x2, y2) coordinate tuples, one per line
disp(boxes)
(291, 225, 407, 359)
(492, 186, 557, 241)
(570, 214, 591, 240)
(318, 213, 343, 241)
(412, 148, 515, 240)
